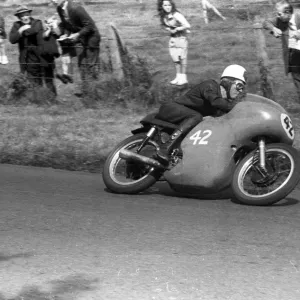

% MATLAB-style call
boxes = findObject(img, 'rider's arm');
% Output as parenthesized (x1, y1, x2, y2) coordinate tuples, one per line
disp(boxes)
(203, 84, 234, 112)
(210, 97, 234, 112)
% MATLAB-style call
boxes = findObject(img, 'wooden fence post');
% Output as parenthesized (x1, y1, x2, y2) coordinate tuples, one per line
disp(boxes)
(107, 23, 125, 81)
(253, 18, 276, 100)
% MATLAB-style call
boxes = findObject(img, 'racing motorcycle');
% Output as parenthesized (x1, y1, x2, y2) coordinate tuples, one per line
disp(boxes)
(102, 93, 300, 206)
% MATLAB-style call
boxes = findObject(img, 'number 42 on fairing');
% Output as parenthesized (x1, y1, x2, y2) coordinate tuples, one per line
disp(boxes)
(189, 130, 212, 145)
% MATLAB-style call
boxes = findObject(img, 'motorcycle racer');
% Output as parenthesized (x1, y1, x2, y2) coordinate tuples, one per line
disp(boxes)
(155, 64, 247, 165)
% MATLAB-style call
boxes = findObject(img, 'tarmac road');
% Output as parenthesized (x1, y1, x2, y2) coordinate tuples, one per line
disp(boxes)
(0, 164, 300, 300)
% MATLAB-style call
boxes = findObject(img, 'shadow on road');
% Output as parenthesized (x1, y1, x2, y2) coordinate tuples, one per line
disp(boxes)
(0, 252, 34, 262)
(272, 197, 299, 206)
(1, 274, 99, 300)
(104, 182, 232, 201)
(104, 182, 300, 206)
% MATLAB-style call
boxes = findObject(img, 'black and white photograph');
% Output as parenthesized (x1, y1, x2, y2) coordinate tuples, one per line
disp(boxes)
(0, 0, 300, 299)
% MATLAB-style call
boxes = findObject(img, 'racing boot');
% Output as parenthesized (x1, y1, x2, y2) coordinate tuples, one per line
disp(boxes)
(156, 116, 203, 166)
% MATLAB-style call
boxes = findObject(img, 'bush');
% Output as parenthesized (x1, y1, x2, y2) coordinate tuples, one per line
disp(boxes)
(78, 52, 161, 108)
(0, 72, 57, 106)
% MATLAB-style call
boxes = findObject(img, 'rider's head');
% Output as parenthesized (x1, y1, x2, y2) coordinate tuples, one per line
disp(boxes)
(220, 64, 247, 101)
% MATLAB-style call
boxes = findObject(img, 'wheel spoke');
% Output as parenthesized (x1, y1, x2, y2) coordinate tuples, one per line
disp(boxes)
(110, 139, 157, 185)
(239, 149, 294, 198)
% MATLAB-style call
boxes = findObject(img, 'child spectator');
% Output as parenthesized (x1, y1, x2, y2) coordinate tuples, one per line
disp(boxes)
(57, 34, 76, 83)
(0, 15, 9, 64)
(46, 16, 75, 84)
(40, 18, 61, 95)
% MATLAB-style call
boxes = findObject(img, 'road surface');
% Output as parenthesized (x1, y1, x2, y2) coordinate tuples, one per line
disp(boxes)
(0, 164, 300, 300)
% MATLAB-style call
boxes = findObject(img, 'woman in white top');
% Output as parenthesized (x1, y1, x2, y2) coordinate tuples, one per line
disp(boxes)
(157, 0, 191, 85)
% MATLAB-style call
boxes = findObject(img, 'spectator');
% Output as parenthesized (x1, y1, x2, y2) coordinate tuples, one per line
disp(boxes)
(0, 15, 9, 64)
(40, 18, 61, 95)
(9, 5, 44, 86)
(50, 0, 101, 97)
(57, 33, 76, 83)
(157, 0, 191, 86)
(45, 15, 75, 84)
(263, 0, 300, 102)
(202, 0, 226, 25)
(9, 5, 59, 97)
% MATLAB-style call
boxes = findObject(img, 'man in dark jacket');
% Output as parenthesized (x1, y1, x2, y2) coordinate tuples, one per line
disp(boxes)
(155, 64, 247, 165)
(9, 5, 44, 86)
(263, 0, 300, 102)
(50, 0, 101, 96)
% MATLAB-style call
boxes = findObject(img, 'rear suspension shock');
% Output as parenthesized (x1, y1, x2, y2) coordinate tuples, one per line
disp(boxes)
(136, 126, 158, 153)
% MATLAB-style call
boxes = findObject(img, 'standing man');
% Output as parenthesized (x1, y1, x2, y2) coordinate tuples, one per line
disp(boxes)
(263, 0, 300, 102)
(9, 5, 58, 96)
(50, 0, 101, 97)
(9, 5, 44, 87)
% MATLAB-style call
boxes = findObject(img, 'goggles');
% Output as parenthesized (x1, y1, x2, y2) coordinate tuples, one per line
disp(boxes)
(234, 81, 245, 93)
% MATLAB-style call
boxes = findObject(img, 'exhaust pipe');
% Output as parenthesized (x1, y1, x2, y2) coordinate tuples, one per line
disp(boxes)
(119, 149, 165, 169)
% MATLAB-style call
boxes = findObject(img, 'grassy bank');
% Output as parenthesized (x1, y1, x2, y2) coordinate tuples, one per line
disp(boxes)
(0, 104, 150, 172)
(1, 0, 300, 172)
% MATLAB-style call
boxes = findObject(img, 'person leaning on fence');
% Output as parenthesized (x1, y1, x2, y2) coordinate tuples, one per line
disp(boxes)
(202, 0, 226, 25)
(50, 0, 101, 97)
(9, 5, 44, 87)
(0, 15, 9, 64)
(263, 0, 300, 102)
(157, 0, 191, 86)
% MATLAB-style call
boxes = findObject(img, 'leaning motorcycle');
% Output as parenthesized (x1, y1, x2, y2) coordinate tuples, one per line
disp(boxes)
(102, 94, 300, 206)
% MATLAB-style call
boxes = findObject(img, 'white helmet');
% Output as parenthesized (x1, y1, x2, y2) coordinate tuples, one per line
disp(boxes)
(221, 64, 247, 84)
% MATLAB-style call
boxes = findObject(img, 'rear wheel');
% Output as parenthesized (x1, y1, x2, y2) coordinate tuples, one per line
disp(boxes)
(232, 143, 300, 206)
(102, 133, 162, 194)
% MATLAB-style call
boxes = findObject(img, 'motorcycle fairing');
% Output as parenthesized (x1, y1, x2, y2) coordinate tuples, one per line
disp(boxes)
(164, 94, 294, 194)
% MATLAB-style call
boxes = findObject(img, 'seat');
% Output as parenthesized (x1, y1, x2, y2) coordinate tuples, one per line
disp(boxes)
(140, 113, 178, 130)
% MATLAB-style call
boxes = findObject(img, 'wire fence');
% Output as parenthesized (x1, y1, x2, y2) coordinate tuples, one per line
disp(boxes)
(0, 0, 295, 91)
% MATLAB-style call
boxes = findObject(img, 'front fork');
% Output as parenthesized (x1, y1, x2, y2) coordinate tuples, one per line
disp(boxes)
(258, 137, 266, 171)
(255, 137, 269, 177)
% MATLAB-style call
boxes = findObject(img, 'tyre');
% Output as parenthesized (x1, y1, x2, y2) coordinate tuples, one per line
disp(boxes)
(231, 143, 300, 206)
(102, 133, 162, 194)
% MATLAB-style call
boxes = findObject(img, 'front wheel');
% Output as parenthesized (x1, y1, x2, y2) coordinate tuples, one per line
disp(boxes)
(232, 143, 300, 206)
(102, 133, 162, 194)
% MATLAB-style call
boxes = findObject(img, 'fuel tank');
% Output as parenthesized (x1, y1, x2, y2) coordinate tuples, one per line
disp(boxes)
(164, 94, 295, 194)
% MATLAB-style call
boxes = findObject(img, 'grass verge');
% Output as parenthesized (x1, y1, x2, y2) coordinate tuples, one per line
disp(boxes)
(0, 104, 149, 172)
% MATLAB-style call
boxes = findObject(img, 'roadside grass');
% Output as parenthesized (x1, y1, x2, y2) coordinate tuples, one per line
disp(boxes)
(0, 0, 300, 172)
(0, 104, 149, 172)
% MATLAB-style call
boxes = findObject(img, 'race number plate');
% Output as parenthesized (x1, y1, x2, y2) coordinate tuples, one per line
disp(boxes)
(189, 130, 212, 145)
(281, 113, 294, 140)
